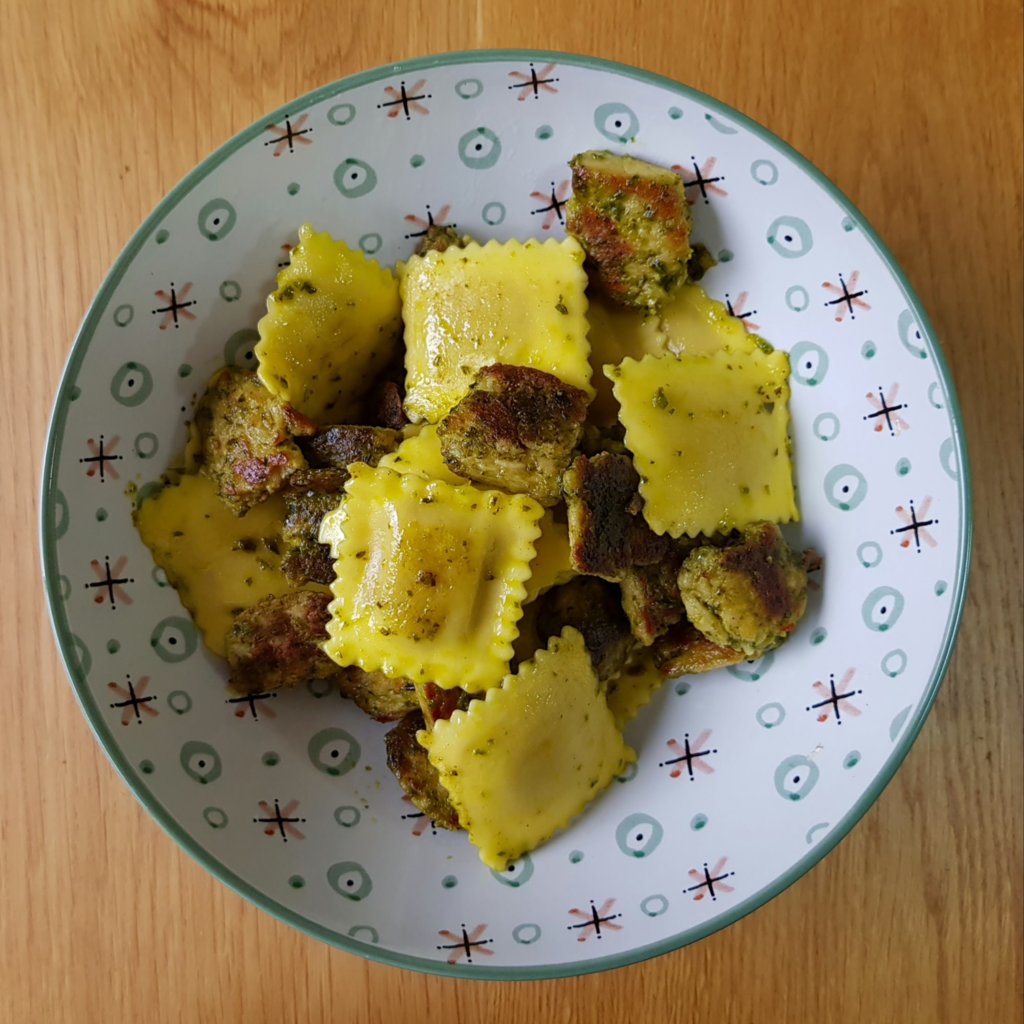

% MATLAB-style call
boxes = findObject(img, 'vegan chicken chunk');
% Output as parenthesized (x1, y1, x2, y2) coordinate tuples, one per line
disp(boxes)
(385, 712, 461, 830)
(193, 367, 314, 515)
(337, 666, 419, 721)
(651, 621, 746, 677)
(562, 451, 676, 580)
(226, 590, 344, 694)
(677, 521, 809, 658)
(298, 424, 402, 471)
(566, 150, 693, 309)
(536, 576, 637, 683)
(619, 552, 688, 646)
(280, 467, 348, 585)
(437, 364, 589, 506)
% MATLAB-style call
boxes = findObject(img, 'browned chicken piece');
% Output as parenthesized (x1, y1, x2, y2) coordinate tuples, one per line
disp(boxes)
(536, 576, 638, 683)
(651, 621, 746, 677)
(226, 590, 344, 694)
(619, 551, 688, 645)
(299, 424, 402, 471)
(193, 367, 314, 515)
(365, 379, 408, 431)
(566, 150, 693, 309)
(438, 364, 589, 506)
(279, 467, 348, 585)
(415, 682, 474, 731)
(414, 223, 472, 255)
(678, 521, 810, 659)
(385, 712, 461, 830)
(337, 666, 419, 722)
(562, 452, 676, 580)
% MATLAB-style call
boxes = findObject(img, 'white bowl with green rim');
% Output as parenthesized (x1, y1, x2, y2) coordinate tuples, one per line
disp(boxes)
(40, 50, 971, 978)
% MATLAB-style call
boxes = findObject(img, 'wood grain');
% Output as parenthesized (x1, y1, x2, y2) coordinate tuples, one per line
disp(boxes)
(2, 1, 1020, 1021)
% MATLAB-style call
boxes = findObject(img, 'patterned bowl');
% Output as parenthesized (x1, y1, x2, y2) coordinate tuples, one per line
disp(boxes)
(40, 50, 971, 978)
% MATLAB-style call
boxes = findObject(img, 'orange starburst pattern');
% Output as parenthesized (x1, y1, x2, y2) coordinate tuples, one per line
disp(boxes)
(263, 114, 313, 156)
(675, 156, 727, 203)
(864, 384, 909, 435)
(822, 271, 870, 321)
(254, 799, 306, 841)
(107, 675, 158, 726)
(85, 555, 134, 608)
(403, 203, 453, 239)
(151, 282, 196, 329)
(566, 899, 622, 942)
(436, 923, 494, 964)
(507, 63, 559, 100)
(686, 858, 735, 901)
(807, 669, 862, 724)
(723, 291, 759, 331)
(892, 497, 939, 552)
(659, 730, 717, 780)
(80, 435, 122, 481)
(379, 80, 432, 119)
(529, 179, 571, 229)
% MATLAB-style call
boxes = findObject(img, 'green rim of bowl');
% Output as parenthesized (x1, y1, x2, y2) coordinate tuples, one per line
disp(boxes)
(39, 48, 973, 980)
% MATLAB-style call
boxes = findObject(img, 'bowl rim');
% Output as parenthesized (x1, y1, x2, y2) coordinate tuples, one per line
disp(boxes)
(39, 47, 973, 980)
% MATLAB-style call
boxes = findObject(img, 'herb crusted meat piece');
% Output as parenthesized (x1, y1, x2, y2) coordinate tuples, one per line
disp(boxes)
(385, 712, 461, 830)
(651, 621, 746, 677)
(193, 367, 314, 515)
(337, 666, 419, 722)
(562, 451, 676, 580)
(226, 590, 344, 694)
(438, 364, 589, 506)
(677, 521, 809, 658)
(566, 149, 693, 310)
(280, 468, 349, 585)
(619, 552, 688, 646)
(299, 424, 402, 471)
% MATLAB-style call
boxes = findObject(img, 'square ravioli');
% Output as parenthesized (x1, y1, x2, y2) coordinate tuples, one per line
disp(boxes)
(419, 628, 635, 870)
(320, 464, 544, 692)
(609, 349, 797, 537)
(400, 238, 594, 422)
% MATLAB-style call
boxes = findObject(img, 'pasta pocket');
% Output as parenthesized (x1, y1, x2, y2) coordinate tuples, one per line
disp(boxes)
(320, 465, 544, 692)
(400, 238, 594, 422)
(609, 349, 797, 537)
(420, 628, 635, 870)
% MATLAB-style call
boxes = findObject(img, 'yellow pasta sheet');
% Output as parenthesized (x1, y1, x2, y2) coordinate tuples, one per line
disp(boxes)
(134, 474, 294, 656)
(610, 349, 797, 537)
(420, 628, 635, 869)
(320, 465, 543, 692)
(256, 223, 401, 423)
(401, 238, 594, 422)
(523, 511, 576, 603)
(376, 424, 468, 486)
(605, 655, 666, 730)
(658, 283, 771, 358)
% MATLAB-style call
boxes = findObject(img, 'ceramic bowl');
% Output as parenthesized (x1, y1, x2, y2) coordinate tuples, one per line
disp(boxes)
(41, 50, 970, 978)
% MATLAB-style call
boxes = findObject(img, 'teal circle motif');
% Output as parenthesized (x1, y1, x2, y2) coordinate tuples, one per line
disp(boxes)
(727, 650, 775, 681)
(674, 680, 691, 696)
(766, 215, 813, 258)
(288, 875, 305, 889)
(896, 457, 912, 477)
(358, 233, 382, 255)
(535, 124, 553, 140)
(862, 340, 877, 359)
(668, 106, 683, 119)
(454, 78, 483, 99)
(110, 362, 153, 407)
(935, 580, 948, 596)
(857, 541, 883, 567)
(113, 303, 134, 326)
(134, 432, 159, 459)
(53, 489, 68, 540)
(150, 615, 198, 663)
(327, 102, 356, 125)
(442, 875, 458, 889)
(789, 341, 829, 386)
(641, 895, 669, 916)
(69, 634, 91, 677)
(897, 309, 928, 359)
(843, 750, 861, 769)
(813, 413, 841, 441)
(491, 854, 534, 887)
(348, 925, 379, 944)
(785, 285, 809, 311)
(177, 364, 192, 378)
(458, 127, 502, 169)
(197, 198, 237, 241)
(219, 280, 241, 302)
(327, 861, 372, 901)
(334, 805, 361, 827)
(224, 328, 260, 369)
(717, 248, 734, 263)
(155, 229, 169, 244)
(59, 576, 71, 600)
(882, 649, 908, 677)
(166, 690, 193, 715)
(615, 762, 638, 783)
(482, 201, 506, 225)
(262, 751, 280, 767)
(810, 627, 828, 645)
(756, 702, 786, 728)
(308, 728, 360, 776)
(180, 741, 222, 784)
(409, 154, 425, 168)
(862, 586, 905, 632)
(928, 382, 945, 409)
(939, 437, 959, 480)
(286, 182, 300, 195)
(774, 755, 820, 801)
(139, 759, 154, 774)
(595, 102, 639, 143)
(841, 215, 855, 232)
(334, 158, 377, 198)
(690, 813, 708, 831)
(202, 806, 228, 829)
(569, 850, 584, 864)
(751, 159, 779, 185)
(106, 639, 119, 654)
(615, 812, 664, 858)
(824, 463, 868, 509)
(513, 923, 542, 944)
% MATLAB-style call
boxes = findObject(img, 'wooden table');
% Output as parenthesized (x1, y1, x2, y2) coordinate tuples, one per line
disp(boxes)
(3, 1, 1020, 1020)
